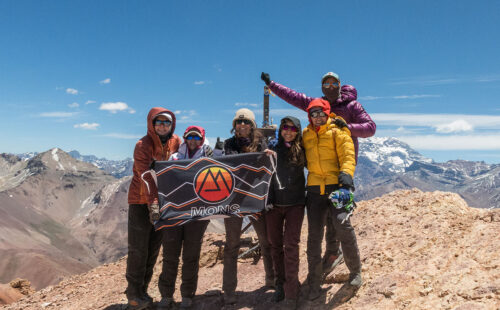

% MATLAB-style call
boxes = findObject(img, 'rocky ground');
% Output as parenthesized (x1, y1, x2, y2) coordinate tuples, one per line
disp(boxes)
(2, 189, 499, 309)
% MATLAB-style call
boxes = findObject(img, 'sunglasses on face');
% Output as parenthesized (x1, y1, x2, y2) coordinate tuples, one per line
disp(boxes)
(310, 111, 327, 118)
(186, 135, 202, 141)
(282, 124, 298, 132)
(322, 82, 339, 88)
(154, 120, 172, 126)
(235, 119, 252, 125)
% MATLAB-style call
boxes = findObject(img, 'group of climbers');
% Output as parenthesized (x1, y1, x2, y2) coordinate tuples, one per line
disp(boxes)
(125, 71, 376, 309)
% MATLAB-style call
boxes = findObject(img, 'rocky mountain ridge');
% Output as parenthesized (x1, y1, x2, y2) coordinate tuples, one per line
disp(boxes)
(2, 189, 499, 309)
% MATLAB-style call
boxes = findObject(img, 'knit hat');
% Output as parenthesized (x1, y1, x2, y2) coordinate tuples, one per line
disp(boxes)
(321, 71, 340, 84)
(232, 108, 257, 128)
(153, 112, 172, 122)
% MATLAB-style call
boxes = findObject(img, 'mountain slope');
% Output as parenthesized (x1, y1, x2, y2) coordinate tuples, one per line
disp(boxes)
(3, 189, 499, 309)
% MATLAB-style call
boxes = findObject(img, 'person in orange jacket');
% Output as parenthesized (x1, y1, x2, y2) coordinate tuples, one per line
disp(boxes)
(126, 107, 180, 310)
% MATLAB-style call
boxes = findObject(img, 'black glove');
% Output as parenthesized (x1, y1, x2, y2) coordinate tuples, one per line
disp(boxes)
(333, 118, 347, 129)
(215, 137, 224, 150)
(338, 172, 355, 191)
(261, 72, 271, 85)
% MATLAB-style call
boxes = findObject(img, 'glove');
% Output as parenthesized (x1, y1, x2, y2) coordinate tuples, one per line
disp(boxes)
(215, 137, 224, 150)
(338, 172, 355, 191)
(148, 199, 160, 225)
(261, 72, 271, 85)
(333, 118, 347, 129)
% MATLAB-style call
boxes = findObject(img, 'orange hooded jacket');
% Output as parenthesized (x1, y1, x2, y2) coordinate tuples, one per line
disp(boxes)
(128, 107, 181, 205)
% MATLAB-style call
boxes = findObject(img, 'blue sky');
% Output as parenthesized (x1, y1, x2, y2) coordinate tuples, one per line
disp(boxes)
(1, 1, 499, 162)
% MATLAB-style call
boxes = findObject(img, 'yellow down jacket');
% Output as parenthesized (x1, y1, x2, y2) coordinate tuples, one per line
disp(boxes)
(302, 116, 356, 194)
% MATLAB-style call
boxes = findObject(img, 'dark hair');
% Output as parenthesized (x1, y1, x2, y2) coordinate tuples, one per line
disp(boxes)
(278, 121, 305, 166)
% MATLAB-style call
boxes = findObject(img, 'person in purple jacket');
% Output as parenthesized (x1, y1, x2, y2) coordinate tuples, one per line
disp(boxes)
(261, 71, 376, 280)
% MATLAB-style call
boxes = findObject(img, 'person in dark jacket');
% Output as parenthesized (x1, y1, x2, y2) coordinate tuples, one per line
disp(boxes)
(221, 108, 275, 305)
(157, 126, 212, 310)
(266, 116, 306, 309)
(261, 71, 376, 279)
(126, 107, 181, 310)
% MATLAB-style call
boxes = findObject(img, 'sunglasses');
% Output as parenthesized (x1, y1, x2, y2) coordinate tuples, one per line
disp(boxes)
(322, 82, 339, 88)
(310, 111, 327, 118)
(154, 120, 172, 126)
(235, 119, 252, 125)
(282, 124, 298, 132)
(186, 135, 202, 141)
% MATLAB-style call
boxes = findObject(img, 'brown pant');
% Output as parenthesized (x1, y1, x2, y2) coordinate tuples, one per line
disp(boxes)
(266, 205, 305, 299)
(125, 204, 163, 299)
(222, 215, 274, 294)
(158, 220, 209, 298)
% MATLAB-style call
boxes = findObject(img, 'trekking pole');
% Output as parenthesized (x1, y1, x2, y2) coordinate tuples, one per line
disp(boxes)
(238, 244, 260, 259)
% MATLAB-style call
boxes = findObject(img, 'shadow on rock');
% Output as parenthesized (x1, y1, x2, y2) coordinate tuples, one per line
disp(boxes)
(327, 283, 360, 308)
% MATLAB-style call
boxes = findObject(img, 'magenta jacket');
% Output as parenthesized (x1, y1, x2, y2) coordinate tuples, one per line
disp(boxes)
(268, 81, 376, 161)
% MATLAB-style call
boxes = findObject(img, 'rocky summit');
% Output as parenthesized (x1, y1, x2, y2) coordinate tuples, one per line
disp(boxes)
(2, 189, 499, 309)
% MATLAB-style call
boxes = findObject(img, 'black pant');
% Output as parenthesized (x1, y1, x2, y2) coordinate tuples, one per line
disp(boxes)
(306, 191, 361, 291)
(125, 204, 163, 299)
(222, 215, 274, 294)
(158, 220, 209, 298)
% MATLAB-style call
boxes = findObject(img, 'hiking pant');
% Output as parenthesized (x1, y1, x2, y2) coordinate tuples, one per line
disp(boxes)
(306, 191, 361, 291)
(324, 212, 341, 258)
(222, 215, 274, 294)
(266, 205, 305, 300)
(125, 204, 163, 299)
(158, 220, 209, 298)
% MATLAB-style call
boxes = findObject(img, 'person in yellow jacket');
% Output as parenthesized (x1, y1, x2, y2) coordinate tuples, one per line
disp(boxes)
(302, 98, 362, 301)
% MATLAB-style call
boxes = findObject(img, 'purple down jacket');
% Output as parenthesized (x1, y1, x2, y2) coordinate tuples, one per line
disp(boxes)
(268, 81, 376, 162)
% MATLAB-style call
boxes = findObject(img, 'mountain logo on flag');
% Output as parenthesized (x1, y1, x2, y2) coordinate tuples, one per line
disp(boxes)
(194, 165, 235, 203)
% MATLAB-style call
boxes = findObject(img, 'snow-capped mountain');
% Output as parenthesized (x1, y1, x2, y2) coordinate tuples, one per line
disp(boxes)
(67, 150, 133, 178)
(355, 137, 500, 209)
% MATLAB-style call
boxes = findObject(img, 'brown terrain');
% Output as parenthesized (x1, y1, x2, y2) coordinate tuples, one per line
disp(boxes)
(1, 189, 499, 309)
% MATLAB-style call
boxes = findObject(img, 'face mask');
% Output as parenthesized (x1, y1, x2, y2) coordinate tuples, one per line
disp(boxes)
(322, 87, 340, 102)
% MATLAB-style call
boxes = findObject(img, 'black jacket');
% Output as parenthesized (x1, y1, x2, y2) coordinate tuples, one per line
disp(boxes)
(268, 116, 306, 207)
(223, 135, 267, 155)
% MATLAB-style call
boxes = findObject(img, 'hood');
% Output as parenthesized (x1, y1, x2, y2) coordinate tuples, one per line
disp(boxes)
(279, 116, 302, 139)
(147, 107, 176, 145)
(183, 125, 206, 145)
(306, 98, 330, 125)
(337, 84, 358, 104)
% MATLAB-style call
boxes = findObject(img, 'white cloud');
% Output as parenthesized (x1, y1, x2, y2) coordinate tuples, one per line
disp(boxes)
(359, 94, 440, 101)
(434, 120, 473, 133)
(398, 134, 500, 150)
(66, 88, 79, 95)
(359, 96, 382, 101)
(68, 102, 79, 108)
(99, 78, 111, 84)
(74, 122, 99, 130)
(40, 112, 77, 118)
(99, 102, 135, 114)
(174, 110, 181, 114)
(371, 113, 500, 129)
(85, 100, 96, 105)
(194, 81, 205, 85)
(101, 133, 142, 139)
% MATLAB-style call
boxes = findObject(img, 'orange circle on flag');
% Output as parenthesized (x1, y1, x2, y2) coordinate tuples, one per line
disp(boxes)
(194, 166, 234, 203)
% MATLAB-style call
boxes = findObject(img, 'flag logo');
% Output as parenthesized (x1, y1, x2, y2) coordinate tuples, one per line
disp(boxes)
(194, 165, 234, 203)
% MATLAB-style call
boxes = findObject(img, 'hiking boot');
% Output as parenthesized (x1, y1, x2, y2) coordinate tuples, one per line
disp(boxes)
(307, 286, 322, 301)
(157, 297, 174, 310)
(280, 298, 298, 310)
(348, 272, 363, 288)
(142, 292, 153, 304)
(180, 297, 193, 309)
(224, 291, 237, 305)
(322, 252, 344, 278)
(126, 297, 150, 310)
(272, 284, 285, 302)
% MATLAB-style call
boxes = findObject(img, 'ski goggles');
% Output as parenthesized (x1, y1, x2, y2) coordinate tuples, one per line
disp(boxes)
(186, 135, 202, 141)
(154, 120, 172, 126)
(310, 111, 328, 118)
(282, 124, 299, 132)
(235, 119, 253, 125)
(322, 82, 340, 88)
